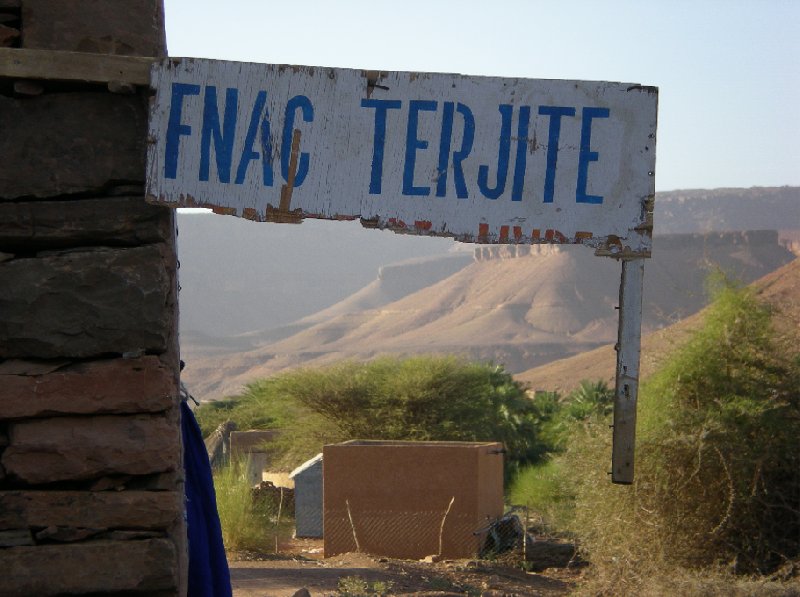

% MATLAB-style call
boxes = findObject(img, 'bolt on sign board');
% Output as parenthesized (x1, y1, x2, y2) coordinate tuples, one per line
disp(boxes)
(146, 58, 657, 257)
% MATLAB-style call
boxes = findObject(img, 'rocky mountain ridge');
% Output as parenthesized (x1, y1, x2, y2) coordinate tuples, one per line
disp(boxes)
(177, 186, 800, 340)
(181, 226, 797, 400)
(517, 257, 800, 393)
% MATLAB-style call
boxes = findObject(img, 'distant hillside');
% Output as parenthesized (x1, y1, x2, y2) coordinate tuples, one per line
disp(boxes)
(177, 215, 456, 338)
(181, 251, 474, 354)
(516, 257, 800, 394)
(177, 186, 800, 340)
(655, 186, 800, 233)
(280, 252, 475, 329)
(182, 230, 796, 400)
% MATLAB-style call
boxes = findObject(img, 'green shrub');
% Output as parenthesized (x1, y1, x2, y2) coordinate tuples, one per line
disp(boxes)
(193, 379, 299, 438)
(507, 459, 573, 529)
(196, 355, 541, 479)
(562, 379, 614, 421)
(510, 381, 613, 530)
(556, 282, 800, 585)
(528, 381, 614, 455)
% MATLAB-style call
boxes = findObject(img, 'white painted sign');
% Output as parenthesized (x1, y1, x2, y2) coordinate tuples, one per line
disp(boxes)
(147, 58, 657, 254)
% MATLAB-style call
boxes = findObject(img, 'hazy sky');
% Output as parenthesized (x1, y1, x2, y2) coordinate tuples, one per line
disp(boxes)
(163, 0, 799, 193)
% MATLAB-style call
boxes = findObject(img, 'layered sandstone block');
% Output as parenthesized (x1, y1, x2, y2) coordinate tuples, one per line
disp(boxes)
(0, 490, 181, 530)
(2, 414, 180, 483)
(0, 356, 174, 418)
(0, 93, 149, 200)
(21, 0, 166, 57)
(0, 540, 177, 595)
(0, 245, 173, 358)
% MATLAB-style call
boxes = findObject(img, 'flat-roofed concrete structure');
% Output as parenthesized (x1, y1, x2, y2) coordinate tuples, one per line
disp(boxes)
(323, 440, 504, 559)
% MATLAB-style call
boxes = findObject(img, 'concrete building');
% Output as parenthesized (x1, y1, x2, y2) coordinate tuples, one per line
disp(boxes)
(323, 440, 504, 559)
(290, 453, 323, 538)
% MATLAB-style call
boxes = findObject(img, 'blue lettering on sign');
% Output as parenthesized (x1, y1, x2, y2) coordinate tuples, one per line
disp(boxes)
(511, 106, 531, 201)
(235, 90, 273, 186)
(361, 99, 402, 194)
(436, 102, 475, 199)
(162, 81, 613, 208)
(576, 107, 610, 204)
(403, 100, 438, 196)
(164, 83, 200, 179)
(356, 100, 609, 204)
(200, 86, 239, 183)
(163, 85, 315, 188)
(477, 104, 513, 200)
(282, 95, 314, 187)
(538, 106, 576, 204)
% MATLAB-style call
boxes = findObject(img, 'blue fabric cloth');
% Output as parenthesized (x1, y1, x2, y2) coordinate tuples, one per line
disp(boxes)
(181, 400, 233, 597)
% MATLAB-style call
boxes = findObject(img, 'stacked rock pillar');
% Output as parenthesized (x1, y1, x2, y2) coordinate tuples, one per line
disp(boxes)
(0, 2, 186, 595)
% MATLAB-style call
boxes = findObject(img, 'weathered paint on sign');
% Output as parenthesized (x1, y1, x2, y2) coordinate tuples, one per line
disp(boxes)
(147, 58, 657, 254)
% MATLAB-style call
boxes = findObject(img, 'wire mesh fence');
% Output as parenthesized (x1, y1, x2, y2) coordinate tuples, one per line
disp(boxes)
(241, 480, 579, 572)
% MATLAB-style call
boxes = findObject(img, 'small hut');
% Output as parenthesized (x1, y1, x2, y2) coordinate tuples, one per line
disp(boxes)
(290, 453, 323, 538)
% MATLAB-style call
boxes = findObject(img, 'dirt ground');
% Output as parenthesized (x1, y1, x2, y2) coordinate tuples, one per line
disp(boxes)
(228, 538, 583, 597)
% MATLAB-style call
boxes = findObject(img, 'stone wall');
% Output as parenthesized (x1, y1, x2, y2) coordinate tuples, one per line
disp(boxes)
(0, 2, 185, 595)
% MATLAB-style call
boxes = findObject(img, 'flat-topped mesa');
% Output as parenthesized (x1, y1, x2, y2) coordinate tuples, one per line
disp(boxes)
(474, 244, 562, 261)
(472, 230, 794, 263)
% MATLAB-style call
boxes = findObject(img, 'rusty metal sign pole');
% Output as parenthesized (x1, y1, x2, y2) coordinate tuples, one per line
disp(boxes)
(612, 258, 645, 484)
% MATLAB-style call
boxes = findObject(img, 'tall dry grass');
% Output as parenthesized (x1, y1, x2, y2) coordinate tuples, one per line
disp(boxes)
(213, 458, 287, 553)
(518, 282, 800, 595)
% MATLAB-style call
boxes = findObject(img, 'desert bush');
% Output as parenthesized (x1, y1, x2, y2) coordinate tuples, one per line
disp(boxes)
(557, 281, 800, 590)
(528, 381, 614, 455)
(196, 355, 540, 478)
(194, 381, 298, 438)
(277, 356, 538, 469)
(507, 459, 574, 530)
(509, 380, 614, 525)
